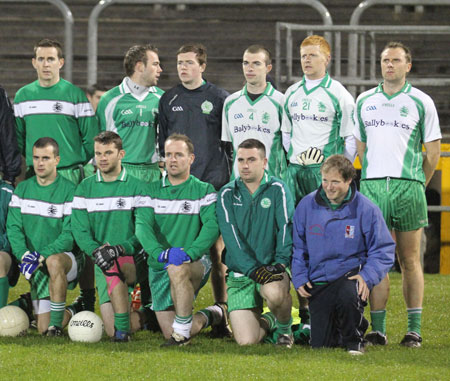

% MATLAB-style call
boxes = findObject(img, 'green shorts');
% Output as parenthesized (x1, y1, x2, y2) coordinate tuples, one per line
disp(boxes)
(360, 178, 428, 231)
(122, 162, 161, 183)
(148, 255, 211, 311)
(285, 163, 322, 205)
(30, 252, 83, 301)
(227, 271, 263, 313)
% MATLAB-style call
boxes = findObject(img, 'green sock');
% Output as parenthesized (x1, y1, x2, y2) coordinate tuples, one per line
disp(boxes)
(276, 317, 293, 335)
(370, 310, 386, 334)
(80, 288, 96, 311)
(407, 308, 422, 335)
(49, 301, 66, 328)
(0, 277, 9, 308)
(261, 312, 277, 333)
(198, 309, 213, 328)
(114, 312, 130, 332)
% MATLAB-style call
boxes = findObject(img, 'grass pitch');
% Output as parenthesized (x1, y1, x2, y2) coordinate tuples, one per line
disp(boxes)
(0, 273, 449, 380)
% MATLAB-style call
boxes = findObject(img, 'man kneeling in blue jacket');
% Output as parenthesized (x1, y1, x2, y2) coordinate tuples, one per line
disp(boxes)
(291, 154, 395, 355)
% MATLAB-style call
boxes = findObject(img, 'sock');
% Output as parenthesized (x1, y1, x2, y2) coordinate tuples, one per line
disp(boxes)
(293, 323, 311, 345)
(114, 312, 130, 333)
(173, 314, 193, 338)
(407, 308, 422, 335)
(0, 277, 9, 308)
(276, 316, 293, 335)
(80, 288, 96, 312)
(370, 310, 386, 334)
(198, 305, 223, 328)
(49, 301, 66, 328)
(298, 307, 310, 325)
(260, 312, 277, 333)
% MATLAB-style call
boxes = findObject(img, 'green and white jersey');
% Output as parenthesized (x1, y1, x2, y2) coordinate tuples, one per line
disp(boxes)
(282, 73, 355, 163)
(222, 83, 287, 179)
(354, 82, 441, 183)
(0, 181, 14, 253)
(14, 79, 98, 168)
(135, 174, 219, 270)
(97, 78, 164, 165)
(71, 168, 144, 257)
(6, 175, 76, 260)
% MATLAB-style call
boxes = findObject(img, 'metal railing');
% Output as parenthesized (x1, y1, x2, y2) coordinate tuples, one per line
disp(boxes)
(275, 23, 450, 96)
(86, 0, 333, 86)
(0, 0, 74, 82)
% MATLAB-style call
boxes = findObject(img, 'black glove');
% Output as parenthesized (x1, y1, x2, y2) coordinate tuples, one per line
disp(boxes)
(272, 263, 286, 274)
(93, 245, 124, 271)
(249, 265, 284, 285)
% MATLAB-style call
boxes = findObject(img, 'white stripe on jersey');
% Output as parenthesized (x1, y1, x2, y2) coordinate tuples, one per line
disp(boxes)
(72, 195, 142, 212)
(140, 192, 217, 215)
(14, 100, 94, 118)
(9, 194, 70, 218)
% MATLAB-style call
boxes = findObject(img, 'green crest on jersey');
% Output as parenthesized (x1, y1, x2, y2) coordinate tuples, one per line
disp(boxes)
(318, 102, 326, 112)
(400, 106, 409, 117)
(201, 100, 213, 114)
(262, 112, 270, 124)
(260, 198, 271, 208)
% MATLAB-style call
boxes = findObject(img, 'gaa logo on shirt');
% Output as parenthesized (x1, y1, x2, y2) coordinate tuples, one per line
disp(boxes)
(400, 106, 409, 117)
(345, 225, 355, 239)
(262, 112, 270, 124)
(53, 102, 63, 112)
(47, 205, 57, 216)
(260, 198, 271, 208)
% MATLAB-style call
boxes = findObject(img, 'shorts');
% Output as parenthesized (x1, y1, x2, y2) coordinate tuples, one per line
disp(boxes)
(285, 163, 322, 205)
(58, 165, 85, 184)
(149, 255, 211, 311)
(95, 256, 135, 305)
(122, 162, 161, 183)
(227, 271, 263, 313)
(30, 252, 80, 303)
(360, 178, 427, 231)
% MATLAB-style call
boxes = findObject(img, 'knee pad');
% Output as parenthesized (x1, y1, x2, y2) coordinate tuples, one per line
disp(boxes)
(105, 256, 134, 296)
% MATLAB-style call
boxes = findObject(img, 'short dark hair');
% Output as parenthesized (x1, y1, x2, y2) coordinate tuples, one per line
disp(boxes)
(86, 83, 108, 96)
(177, 44, 207, 66)
(94, 131, 123, 151)
(165, 133, 194, 155)
(381, 41, 412, 64)
(34, 38, 63, 59)
(244, 45, 272, 65)
(123, 44, 159, 77)
(237, 139, 266, 158)
(33, 137, 59, 157)
(321, 154, 356, 182)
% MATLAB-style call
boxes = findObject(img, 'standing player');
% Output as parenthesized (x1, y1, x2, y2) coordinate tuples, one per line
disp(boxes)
(86, 83, 107, 113)
(136, 134, 228, 346)
(292, 155, 395, 354)
(97, 44, 164, 183)
(71, 131, 147, 342)
(282, 35, 356, 205)
(222, 45, 287, 179)
(354, 41, 441, 348)
(0, 86, 21, 185)
(158, 44, 231, 334)
(7, 138, 82, 335)
(216, 139, 295, 347)
(14, 38, 99, 183)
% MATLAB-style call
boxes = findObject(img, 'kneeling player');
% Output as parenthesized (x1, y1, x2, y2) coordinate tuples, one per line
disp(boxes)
(136, 134, 228, 346)
(72, 131, 152, 342)
(7, 138, 82, 335)
(291, 155, 395, 354)
(216, 139, 295, 347)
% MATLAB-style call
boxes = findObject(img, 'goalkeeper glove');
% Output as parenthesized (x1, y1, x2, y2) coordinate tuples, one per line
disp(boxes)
(157, 248, 191, 268)
(249, 265, 284, 285)
(20, 252, 43, 280)
(93, 245, 124, 271)
(296, 147, 324, 166)
(21, 251, 41, 264)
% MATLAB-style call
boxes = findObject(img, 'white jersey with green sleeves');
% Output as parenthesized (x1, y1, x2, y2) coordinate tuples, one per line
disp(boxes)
(97, 78, 164, 165)
(282, 73, 355, 163)
(222, 83, 286, 178)
(354, 82, 441, 183)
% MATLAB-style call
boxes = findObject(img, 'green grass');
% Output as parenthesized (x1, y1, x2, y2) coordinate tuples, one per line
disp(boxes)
(1, 273, 449, 380)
